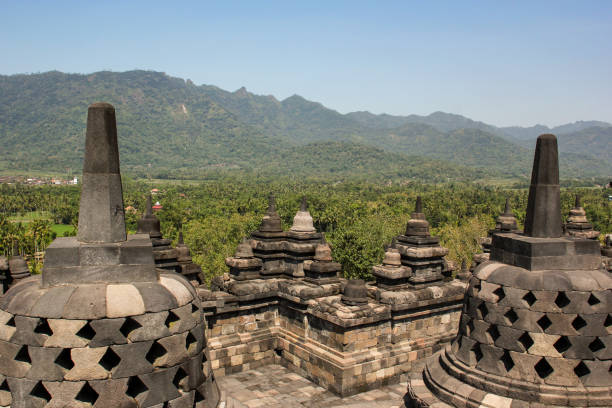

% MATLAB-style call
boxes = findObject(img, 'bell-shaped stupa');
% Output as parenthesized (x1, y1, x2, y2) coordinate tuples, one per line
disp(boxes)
(0, 103, 219, 407)
(407, 134, 612, 407)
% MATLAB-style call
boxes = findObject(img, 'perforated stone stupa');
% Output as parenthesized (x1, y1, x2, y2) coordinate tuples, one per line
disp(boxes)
(0, 103, 219, 407)
(407, 134, 612, 407)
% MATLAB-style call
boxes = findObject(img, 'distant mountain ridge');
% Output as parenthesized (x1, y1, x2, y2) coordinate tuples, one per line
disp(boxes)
(0, 70, 610, 180)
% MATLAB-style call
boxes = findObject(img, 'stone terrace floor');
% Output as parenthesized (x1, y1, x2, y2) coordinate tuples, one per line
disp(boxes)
(218, 364, 408, 408)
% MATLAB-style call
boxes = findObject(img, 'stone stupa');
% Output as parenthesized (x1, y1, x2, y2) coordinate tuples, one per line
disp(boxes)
(0, 103, 219, 407)
(407, 134, 612, 407)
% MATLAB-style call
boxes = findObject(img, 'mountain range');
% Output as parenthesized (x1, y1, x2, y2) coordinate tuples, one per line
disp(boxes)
(0, 70, 610, 182)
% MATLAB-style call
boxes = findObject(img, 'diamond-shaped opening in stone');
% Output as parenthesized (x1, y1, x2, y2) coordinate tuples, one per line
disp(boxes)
(30, 381, 51, 402)
(0, 379, 9, 392)
(554, 292, 570, 308)
(537, 315, 552, 332)
(15, 345, 31, 364)
(493, 287, 505, 302)
(534, 358, 554, 379)
(523, 291, 537, 307)
(172, 367, 188, 390)
(99, 347, 121, 371)
(471, 343, 483, 362)
(6, 316, 15, 327)
(605, 314, 612, 328)
(553, 336, 571, 354)
(145, 341, 167, 365)
(54, 348, 74, 370)
(500, 350, 514, 372)
(487, 325, 500, 342)
(165, 311, 180, 329)
(119, 317, 142, 339)
(194, 389, 205, 403)
(466, 319, 475, 336)
(186, 332, 197, 351)
(518, 332, 534, 351)
(33, 318, 53, 336)
(126, 376, 148, 399)
(588, 294, 601, 306)
(477, 302, 488, 319)
(75, 382, 99, 405)
(588, 337, 605, 353)
(76, 321, 96, 340)
(574, 361, 591, 378)
(572, 315, 587, 332)
(504, 309, 518, 324)
(473, 280, 481, 292)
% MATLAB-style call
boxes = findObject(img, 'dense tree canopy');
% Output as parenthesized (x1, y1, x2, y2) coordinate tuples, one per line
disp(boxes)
(1, 180, 610, 281)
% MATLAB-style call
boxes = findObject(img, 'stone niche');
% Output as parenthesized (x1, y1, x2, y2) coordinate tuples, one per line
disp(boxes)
(201, 195, 466, 397)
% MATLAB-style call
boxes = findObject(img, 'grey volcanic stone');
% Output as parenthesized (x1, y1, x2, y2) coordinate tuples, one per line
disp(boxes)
(524, 134, 562, 238)
(77, 103, 126, 243)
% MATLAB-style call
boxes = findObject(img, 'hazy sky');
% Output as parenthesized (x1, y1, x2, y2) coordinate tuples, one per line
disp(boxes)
(1, 1, 611, 126)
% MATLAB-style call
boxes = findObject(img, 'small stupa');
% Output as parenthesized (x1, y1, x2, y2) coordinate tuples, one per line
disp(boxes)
(565, 195, 600, 240)
(176, 230, 206, 284)
(473, 198, 520, 269)
(225, 238, 263, 281)
(7, 242, 31, 284)
(290, 196, 316, 233)
(137, 195, 180, 272)
(303, 240, 342, 284)
(387, 196, 450, 287)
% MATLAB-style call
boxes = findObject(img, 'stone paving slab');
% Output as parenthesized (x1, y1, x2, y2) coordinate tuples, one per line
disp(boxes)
(218, 364, 408, 408)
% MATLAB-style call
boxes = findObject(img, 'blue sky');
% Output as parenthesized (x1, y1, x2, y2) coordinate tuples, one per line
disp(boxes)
(1, 1, 611, 126)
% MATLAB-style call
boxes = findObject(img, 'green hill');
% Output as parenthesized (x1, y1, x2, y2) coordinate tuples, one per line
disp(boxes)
(0, 70, 610, 181)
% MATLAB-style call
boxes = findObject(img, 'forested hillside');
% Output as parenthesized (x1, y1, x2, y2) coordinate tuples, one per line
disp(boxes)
(1, 70, 610, 181)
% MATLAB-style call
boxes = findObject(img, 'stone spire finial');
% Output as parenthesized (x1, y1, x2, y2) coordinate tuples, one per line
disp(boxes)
(575, 194, 581, 209)
(145, 194, 153, 217)
(524, 134, 562, 238)
(178, 229, 184, 245)
(300, 196, 307, 212)
(77, 103, 126, 243)
(415, 195, 423, 213)
(268, 193, 276, 213)
(503, 198, 512, 215)
(12, 241, 19, 257)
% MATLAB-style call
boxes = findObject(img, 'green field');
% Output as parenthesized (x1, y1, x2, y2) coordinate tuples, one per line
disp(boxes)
(7, 211, 74, 237)
(51, 224, 75, 236)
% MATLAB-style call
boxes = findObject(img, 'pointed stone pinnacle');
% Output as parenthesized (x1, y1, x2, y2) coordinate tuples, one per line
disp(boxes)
(145, 194, 153, 217)
(575, 194, 581, 209)
(504, 198, 512, 215)
(12, 241, 19, 257)
(178, 230, 184, 245)
(77, 102, 126, 243)
(524, 134, 562, 238)
(268, 194, 276, 213)
(300, 196, 307, 212)
(415, 196, 423, 213)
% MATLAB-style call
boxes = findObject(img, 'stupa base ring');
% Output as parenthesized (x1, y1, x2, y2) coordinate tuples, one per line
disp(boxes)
(407, 346, 612, 408)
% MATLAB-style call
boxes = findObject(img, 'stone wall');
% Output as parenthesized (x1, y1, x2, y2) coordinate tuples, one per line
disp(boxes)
(200, 278, 466, 397)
